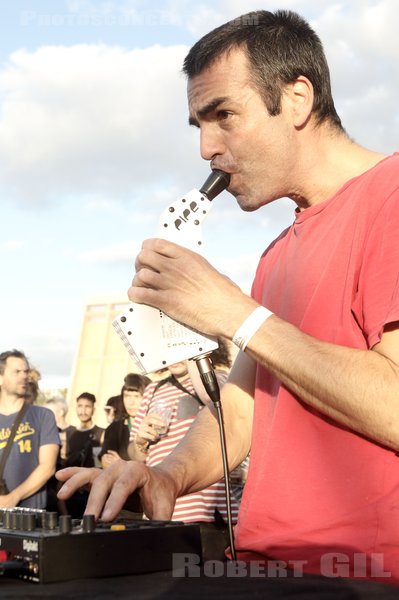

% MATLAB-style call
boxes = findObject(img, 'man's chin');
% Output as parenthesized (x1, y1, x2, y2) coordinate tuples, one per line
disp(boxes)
(235, 195, 259, 213)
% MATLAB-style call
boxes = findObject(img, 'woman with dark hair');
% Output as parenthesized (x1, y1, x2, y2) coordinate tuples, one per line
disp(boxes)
(99, 373, 151, 468)
(104, 395, 123, 424)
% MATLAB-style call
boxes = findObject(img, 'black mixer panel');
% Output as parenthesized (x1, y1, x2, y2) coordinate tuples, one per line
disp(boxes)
(0, 508, 202, 583)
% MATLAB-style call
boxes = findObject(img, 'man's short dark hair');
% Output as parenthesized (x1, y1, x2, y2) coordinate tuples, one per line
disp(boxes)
(0, 349, 29, 375)
(183, 9, 343, 130)
(76, 392, 96, 404)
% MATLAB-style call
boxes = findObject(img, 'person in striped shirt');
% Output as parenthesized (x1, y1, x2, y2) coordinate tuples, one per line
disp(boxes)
(128, 351, 240, 526)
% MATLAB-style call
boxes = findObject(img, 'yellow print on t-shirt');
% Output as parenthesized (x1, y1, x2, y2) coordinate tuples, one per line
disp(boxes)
(0, 420, 35, 452)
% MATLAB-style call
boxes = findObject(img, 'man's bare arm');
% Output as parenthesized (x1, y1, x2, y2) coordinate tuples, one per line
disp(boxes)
(155, 351, 255, 497)
(0, 444, 58, 508)
(57, 352, 255, 521)
(245, 317, 399, 451)
(129, 238, 399, 451)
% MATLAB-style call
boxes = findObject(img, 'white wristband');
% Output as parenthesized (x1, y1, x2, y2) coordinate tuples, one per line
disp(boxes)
(232, 306, 273, 351)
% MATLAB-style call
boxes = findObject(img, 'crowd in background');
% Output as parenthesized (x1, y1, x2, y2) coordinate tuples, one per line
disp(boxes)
(0, 341, 249, 540)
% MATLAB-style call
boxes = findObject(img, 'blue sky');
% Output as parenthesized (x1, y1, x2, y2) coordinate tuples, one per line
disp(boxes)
(1, 0, 398, 388)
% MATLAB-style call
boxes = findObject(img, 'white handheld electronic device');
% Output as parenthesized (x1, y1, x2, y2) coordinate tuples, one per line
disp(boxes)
(112, 170, 230, 374)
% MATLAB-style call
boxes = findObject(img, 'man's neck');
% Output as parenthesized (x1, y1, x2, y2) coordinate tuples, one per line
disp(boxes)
(78, 421, 94, 431)
(0, 393, 25, 416)
(292, 129, 387, 209)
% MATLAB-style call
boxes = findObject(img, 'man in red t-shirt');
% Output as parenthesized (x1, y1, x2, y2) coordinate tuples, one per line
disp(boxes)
(57, 10, 399, 584)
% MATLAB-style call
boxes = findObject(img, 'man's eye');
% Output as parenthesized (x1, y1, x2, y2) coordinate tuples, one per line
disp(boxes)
(217, 110, 231, 120)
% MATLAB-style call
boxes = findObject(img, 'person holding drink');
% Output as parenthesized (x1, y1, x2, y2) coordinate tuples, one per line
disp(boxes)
(128, 358, 238, 536)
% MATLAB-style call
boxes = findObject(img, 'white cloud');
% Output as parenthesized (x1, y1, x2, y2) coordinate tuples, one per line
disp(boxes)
(0, 43, 196, 206)
(313, 0, 399, 150)
(75, 239, 141, 264)
(1, 240, 26, 251)
(1, 1, 397, 212)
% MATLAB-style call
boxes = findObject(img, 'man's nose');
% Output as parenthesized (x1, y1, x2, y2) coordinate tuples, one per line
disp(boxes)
(199, 124, 225, 161)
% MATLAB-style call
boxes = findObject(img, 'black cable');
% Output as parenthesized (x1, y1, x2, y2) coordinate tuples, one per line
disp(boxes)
(193, 355, 237, 561)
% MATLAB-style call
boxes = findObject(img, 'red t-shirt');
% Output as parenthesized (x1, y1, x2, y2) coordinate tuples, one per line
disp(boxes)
(234, 154, 399, 583)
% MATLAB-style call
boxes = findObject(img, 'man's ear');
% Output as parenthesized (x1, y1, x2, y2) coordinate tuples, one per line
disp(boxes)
(284, 76, 314, 128)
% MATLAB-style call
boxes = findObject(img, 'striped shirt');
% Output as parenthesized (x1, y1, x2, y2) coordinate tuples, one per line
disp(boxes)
(130, 374, 239, 523)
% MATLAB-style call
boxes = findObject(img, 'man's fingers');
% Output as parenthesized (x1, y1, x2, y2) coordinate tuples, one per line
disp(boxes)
(85, 474, 119, 521)
(81, 460, 146, 521)
(134, 239, 177, 274)
(58, 460, 178, 524)
(56, 467, 100, 500)
(150, 497, 175, 521)
(138, 468, 176, 521)
(141, 238, 181, 258)
(55, 466, 81, 481)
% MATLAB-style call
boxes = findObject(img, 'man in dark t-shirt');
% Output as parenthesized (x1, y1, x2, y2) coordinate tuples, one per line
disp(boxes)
(66, 426, 103, 467)
(64, 392, 104, 517)
(66, 392, 104, 468)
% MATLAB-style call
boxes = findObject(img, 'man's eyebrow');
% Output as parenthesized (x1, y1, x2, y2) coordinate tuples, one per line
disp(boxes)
(188, 96, 229, 127)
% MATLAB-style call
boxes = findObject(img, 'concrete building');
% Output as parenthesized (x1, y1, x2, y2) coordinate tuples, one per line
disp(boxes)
(66, 295, 140, 428)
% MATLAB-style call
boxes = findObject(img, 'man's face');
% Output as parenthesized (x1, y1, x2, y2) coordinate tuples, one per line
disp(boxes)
(187, 48, 296, 211)
(0, 357, 29, 399)
(76, 398, 95, 424)
(123, 389, 143, 418)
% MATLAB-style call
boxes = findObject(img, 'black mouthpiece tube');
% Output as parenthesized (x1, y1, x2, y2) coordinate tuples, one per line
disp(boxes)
(200, 170, 230, 201)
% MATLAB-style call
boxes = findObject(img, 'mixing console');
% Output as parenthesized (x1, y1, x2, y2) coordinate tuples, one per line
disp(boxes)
(0, 508, 201, 583)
